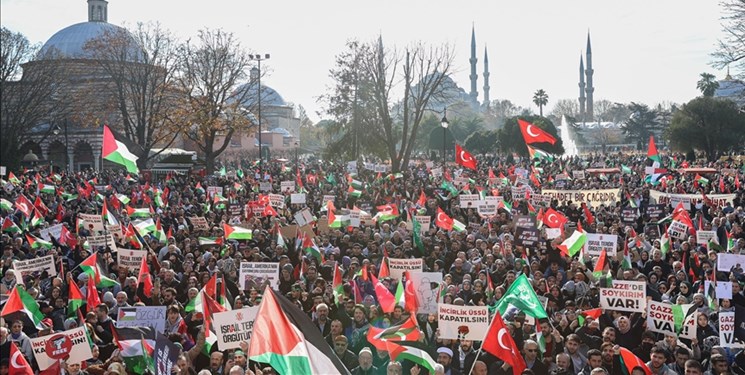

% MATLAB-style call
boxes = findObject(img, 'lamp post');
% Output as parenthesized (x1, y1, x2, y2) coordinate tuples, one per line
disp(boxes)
(52, 121, 69, 171)
(441, 108, 449, 168)
(294, 140, 299, 168)
(249, 53, 270, 170)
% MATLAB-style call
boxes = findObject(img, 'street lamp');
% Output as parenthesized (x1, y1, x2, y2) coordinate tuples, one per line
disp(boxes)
(294, 140, 299, 167)
(249, 53, 270, 170)
(441, 108, 449, 168)
(52, 122, 69, 171)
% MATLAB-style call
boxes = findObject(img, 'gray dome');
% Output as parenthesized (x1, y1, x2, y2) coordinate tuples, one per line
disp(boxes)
(38, 22, 142, 61)
(270, 127, 293, 137)
(234, 82, 288, 108)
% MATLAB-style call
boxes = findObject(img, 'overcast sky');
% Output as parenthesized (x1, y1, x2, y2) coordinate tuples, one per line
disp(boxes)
(1, 0, 729, 122)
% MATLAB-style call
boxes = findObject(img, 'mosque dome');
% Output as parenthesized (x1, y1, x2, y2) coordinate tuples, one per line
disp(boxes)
(233, 67, 289, 108)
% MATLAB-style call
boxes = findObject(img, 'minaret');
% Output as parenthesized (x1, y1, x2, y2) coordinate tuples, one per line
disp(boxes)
(88, 0, 108, 22)
(469, 26, 479, 108)
(584, 31, 594, 121)
(578, 54, 586, 122)
(483, 46, 490, 108)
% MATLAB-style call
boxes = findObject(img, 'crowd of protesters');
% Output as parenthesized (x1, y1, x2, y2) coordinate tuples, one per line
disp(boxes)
(1, 149, 745, 375)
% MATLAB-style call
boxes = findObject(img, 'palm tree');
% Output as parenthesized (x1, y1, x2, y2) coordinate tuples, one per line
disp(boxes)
(533, 89, 549, 117)
(696, 72, 719, 97)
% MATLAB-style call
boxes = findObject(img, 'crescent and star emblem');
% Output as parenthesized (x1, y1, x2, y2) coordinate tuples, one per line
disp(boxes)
(526, 125, 540, 138)
(497, 328, 510, 350)
(437, 213, 447, 223)
(11, 351, 24, 368)
(547, 213, 557, 224)
(460, 151, 472, 163)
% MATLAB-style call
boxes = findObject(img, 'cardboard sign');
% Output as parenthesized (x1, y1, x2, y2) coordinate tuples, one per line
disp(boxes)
(459, 194, 480, 209)
(290, 193, 306, 204)
(191, 216, 210, 231)
(280, 181, 295, 193)
(12, 255, 57, 285)
(584, 233, 618, 257)
(414, 215, 431, 234)
(718, 254, 745, 272)
(599, 280, 646, 313)
(387, 258, 423, 281)
(31, 326, 93, 370)
(239, 262, 280, 290)
(667, 220, 689, 240)
(720, 312, 742, 347)
(646, 301, 697, 339)
(541, 189, 621, 208)
(438, 304, 490, 341)
(214, 307, 260, 350)
(279, 225, 298, 241)
(514, 227, 540, 247)
(696, 230, 717, 245)
(513, 215, 536, 229)
(409, 272, 443, 315)
(116, 306, 167, 333)
(117, 249, 148, 269)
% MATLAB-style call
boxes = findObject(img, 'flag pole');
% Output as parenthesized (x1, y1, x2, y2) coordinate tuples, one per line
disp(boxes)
(467, 347, 483, 375)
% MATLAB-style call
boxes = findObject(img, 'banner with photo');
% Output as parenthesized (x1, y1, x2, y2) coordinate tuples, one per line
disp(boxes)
(12, 255, 57, 284)
(239, 262, 280, 290)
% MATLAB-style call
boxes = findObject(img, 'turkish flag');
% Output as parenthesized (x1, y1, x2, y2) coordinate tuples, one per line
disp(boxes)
(87, 275, 101, 313)
(542, 208, 568, 229)
(455, 144, 477, 170)
(14, 194, 33, 218)
(9, 342, 34, 375)
(482, 312, 526, 375)
(434, 208, 454, 231)
(518, 119, 557, 145)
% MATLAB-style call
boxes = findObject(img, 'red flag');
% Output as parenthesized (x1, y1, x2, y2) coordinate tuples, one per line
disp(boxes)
(542, 208, 568, 229)
(263, 204, 278, 217)
(9, 342, 34, 375)
(14, 194, 33, 217)
(55, 203, 65, 222)
(619, 348, 652, 375)
(719, 177, 726, 193)
(482, 311, 527, 375)
(455, 144, 477, 170)
(87, 274, 101, 313)
(137, 253, 153, 298)
(434, 207, 454, 231)
(518, 119, 557, 145)
(378, 257, 390, 279)
(594, 250, 608, 273)
(59, 225, 77, 247)
(582, 203, 594, 226)
(736, 175, 741, 190)
(403, 271, 418, 314)
(371, 274, 396, 313)
(416, 190, 427, 207)
(33, 196, 49, 217)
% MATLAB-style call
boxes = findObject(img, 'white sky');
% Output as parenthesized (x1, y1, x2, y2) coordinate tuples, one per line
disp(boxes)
(1, 0, 728, 122)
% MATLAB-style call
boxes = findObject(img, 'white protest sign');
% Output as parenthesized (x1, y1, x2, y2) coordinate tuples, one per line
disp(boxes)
(409, 272, 442, 315)
(572, 170, 586, 179)
(0, 166, 5, 176)
(269, 194, 285, 208)
(718, 254, 745, 272)
(438, 304, 490, 341)
(584, 233, 618, 257)
(477, 201, 497, 217)
(649, 190, 736, 210)
(117, 249, 148, 269)
(280, 181, 295, 193)
(31, 326, 93, 370)
(259, 182, 272, 192)
(116, 306, 167, 332)
(322, 195, 336, 206)
(414, 215, 431, 234)
(294, 209, 313, 227)
(545, 228, 562, 239)
(86, 234, 117, 249)
(459, 194, 480, 209)
(207, 186, 223, 197)
(599, 280, 646, 313)
(511, 186, 530, 201)
(387, 258, 423, 281)
(720, 311, 742, 347)
(239, 262, 280, 290)
(191, 216, 210, 231)
(646, 301, 697, 339)
(696, 230, 717, 245)
(290, 193, 306, 204)
(214, 307, 260, 350)
(78, 213, 105, 232)
(12, 255, 57, 285)
(705, 280, 732, 300)
(349, 211, 361, 227)
(430, 167, 443, 178)
(667, 220, 689, 240)
(39, 223, 64, 241)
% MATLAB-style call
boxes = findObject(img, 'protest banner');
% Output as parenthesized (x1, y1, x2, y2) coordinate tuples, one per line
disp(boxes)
(572, 170, 586, 179)
(206, 186, 223, 197)
(696, 230, 717, 245)
(39, 223, 64, 241)
(116, 306, 167, 332)
(31, 326, 93, 370)
(294, 208, 313, 227)
(599, 280, 646, 313)
(239, 262, 280, 290)
(545, 228, 562, 240)
(290, 193, 306, 204)
(667, 221, 689, 240)
(13, 255, 57, 285)
(155, 333, 181, 375)
(414, 215, 431, 234)
(438, 304, 490, 341)
(529, 194, 552, 207)
(213, 307, 260, 350)
(514, 227, 540, 247)
(409, 272, 443, 315)
(511, 186, 530, 201)
(78, 213, 106, 232)
(646, 204, 664, 220)
(584, 233, 618, 257)
(621, 208, 638, 224)
(541, 189, 620, 208)
(718, 254, 745, 272)
(387, 258, 423, 281)
(229, 204, 243, 218)
(190, 216, 210, 231)
(477, 201, 497, 217)
(720, 312, 743, 347)
(646, 301, 697, 339)
(259, 182, 272, 192)
(705, 281, 733, 300)
(86, 234, 117, 249)
(117, 249, 148, 269)
(280, 181, 295, 193)
(649, 190, 736, 210)
(459, 194, 480, 209)
(513, 215, 536, 229)
(348, 211, 361, 228)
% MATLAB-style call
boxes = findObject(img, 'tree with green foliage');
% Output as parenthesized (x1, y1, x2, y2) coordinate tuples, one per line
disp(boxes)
(532, 89, 549, 117)
(621, 102, 659, 150)
(666, 96, 745, 161)
(696, 72, 720, 97)
(497, 116, 564, 156)
(464, 130, 498, 154)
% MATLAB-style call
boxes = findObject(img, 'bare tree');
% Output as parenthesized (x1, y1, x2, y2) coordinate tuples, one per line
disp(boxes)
(83, 22, 181, 168)
(1, 27, 69, 168)
(712, 0, 745, 78)
(361, 37, 455, 172)
(175, 29, 254, 173)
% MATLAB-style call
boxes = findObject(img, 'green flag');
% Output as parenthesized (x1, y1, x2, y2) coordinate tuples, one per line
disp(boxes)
(494, 274, 548, 319)
(412, 217, 424, 254)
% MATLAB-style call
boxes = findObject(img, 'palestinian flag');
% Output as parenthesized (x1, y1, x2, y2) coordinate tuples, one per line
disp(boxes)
(29, 208, 44, 227)
(619, 348, 652, 375)
(38, 183, 55, 195)
(134, 218, 156, 235)
(137, 252, 154, 298)
(621, 164, 632, 174)
(8, 172, 20, 185)
(577, 308, 603, 326)
(80, 253, 119, 287)
(102, 200, 119, 226)
(621, 239, 633, 270)
(102, 125, 139, 173)
(153, 218, 167, 242)
(647, 135, 660, 163)
(67, 275, 85, 317)
(592, 250, 609, 279)
(374, 204, 399, 222)
(198, 237, 222, 246)
(223, 223, 253, 240)
(195, 182, 205, 195)
(557, 223, 587, 257)
(706, 280, 717, 309)
(202, 290, 227, 354)
(332, 263, 344, 305)
(0, 286, 45, 329)
(26, 233, 53, 250)
(249, 286, 351, 375)
(527, 145, 554, 162)
(366, 315, 421, 352)
(536, 322, 546, 355)
(126, 206, 151, 218)
(694, 174, 709, 185)
(2, 218, 21, 234)
(349, 179, 365, 190)
(385, 341, 437, 374)
(451, 219, 467, 232)
(347, 186, 362, 198)
(660, 230, 672, 259)
(0, 198, 12, 212)
(113, 326, 156, 374)
(327, 211, 349, 228)
(672, 304, 697, 334)
(302, 236, 323, 264)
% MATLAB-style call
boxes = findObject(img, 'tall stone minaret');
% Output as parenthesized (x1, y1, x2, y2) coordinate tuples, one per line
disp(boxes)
(469, 26, 479, 109)
(578, 54, 586, 122)
(483, 46, 490, 109)
(88, 0, 108, 22)
(584, 31, 594, 121)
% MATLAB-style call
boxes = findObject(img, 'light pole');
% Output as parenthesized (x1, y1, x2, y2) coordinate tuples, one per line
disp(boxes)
(52, 121, 69, 172)
(294, 140, 299, 168)
(441, 108, 449, 168)
(249, 53, 270, 170)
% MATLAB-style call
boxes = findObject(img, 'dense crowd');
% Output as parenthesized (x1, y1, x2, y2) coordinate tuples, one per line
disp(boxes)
(1, 150, 745, 375)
